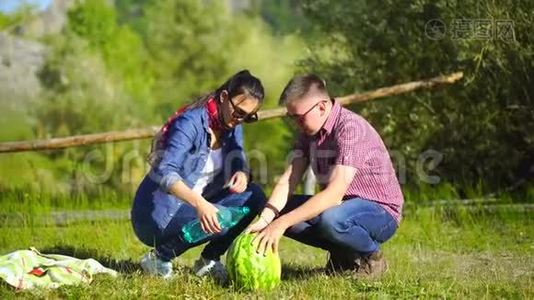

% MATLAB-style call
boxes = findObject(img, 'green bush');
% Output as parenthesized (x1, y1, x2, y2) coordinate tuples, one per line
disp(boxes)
(22, 0, 305, 194)
(299, 0, 534, 192)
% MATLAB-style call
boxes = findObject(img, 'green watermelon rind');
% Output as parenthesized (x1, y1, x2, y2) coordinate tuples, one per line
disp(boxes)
(226, 233, 281, 291)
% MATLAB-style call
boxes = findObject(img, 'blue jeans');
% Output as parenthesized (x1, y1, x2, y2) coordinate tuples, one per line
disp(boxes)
(282, 195, 398, 256)
(131, 176, 266, 261)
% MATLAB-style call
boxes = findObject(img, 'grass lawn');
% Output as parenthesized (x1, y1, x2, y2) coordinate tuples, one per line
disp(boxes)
(0, 205, 532, 299)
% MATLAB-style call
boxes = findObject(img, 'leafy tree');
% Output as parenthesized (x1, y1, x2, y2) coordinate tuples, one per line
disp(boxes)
(300, 0, 533, 192)
(32, 1, 155, 194)
(142, 0, 304, 183)
(67, 0, 154, 109)
(29, 0, 304, 192)
(0, 5, 35, 30)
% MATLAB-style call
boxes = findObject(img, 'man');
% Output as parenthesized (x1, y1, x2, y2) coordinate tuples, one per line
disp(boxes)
(247, 74, 403, 278)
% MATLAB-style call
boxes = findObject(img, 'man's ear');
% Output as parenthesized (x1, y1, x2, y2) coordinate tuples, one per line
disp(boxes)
(319, 101, 328, 116)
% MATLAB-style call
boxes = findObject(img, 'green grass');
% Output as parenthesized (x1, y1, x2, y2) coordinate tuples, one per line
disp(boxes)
(0, 201, 532, 299)
(0, 188, 132, 215)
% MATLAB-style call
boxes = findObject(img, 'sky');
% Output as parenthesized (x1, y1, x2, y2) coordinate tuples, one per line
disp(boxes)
(0, 0, 52, 13)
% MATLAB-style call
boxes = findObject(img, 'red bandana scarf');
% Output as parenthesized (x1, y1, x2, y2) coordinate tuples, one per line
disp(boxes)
(158, 97, 223, 148)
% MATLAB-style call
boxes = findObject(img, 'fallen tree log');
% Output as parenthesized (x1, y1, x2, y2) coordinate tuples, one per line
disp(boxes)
(0, 72, 463, 153)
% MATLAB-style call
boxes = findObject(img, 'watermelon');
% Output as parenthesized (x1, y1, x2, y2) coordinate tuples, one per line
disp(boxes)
(226, 233, 281, 290)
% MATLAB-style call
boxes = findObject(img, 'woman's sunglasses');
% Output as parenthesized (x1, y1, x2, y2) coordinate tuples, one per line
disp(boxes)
(228, 98, 259, 123)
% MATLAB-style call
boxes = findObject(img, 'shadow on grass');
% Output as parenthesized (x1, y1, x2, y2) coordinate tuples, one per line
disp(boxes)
(281, 263, 325, 281)
(40, 245, 140, 274)
(37, 246, 326, 281)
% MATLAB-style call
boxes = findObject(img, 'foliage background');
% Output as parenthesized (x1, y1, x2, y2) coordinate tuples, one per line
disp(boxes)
(0, 0, 532, 201)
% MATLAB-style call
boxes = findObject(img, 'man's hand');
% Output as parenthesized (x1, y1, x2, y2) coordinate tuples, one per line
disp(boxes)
(251, 219, 288, 256)
(245, 216, 270, 234)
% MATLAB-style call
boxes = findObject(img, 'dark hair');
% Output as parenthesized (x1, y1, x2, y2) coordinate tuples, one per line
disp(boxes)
(279, 74, 328, 105)
(147, 70, 263, 167)
(189, 69, 264, 108)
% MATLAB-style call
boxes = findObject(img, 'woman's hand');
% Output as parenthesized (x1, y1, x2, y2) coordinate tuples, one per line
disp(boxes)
(196, 200, 221, 234)
(226, 171, 248, 193)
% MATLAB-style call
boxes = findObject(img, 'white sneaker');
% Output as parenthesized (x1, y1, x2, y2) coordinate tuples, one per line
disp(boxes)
(140, 250, 173, 279)
(193, 257, 228, 284)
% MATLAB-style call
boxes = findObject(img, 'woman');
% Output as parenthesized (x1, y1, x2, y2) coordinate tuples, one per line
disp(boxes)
(131, 70, 267, 281)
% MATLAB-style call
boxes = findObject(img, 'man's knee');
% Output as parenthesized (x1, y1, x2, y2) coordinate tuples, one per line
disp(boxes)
(285, 222, 306, 235)
(280, 194, 312, 215)
(316, 208, 348, 240)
